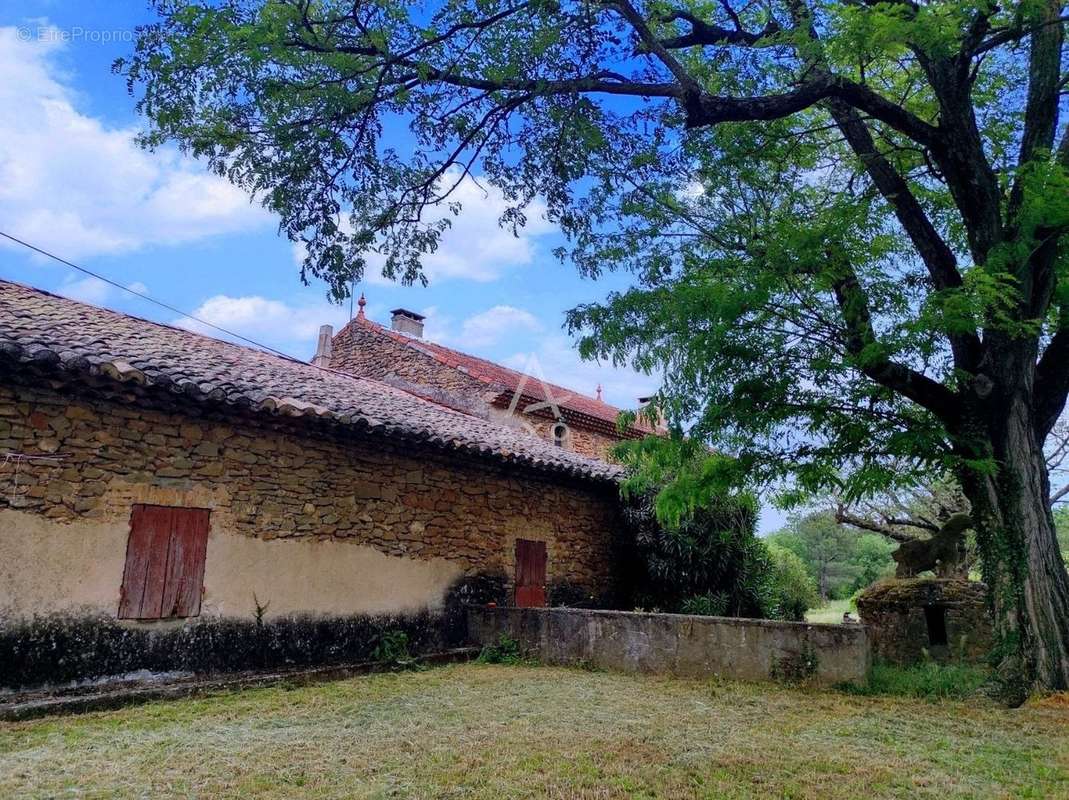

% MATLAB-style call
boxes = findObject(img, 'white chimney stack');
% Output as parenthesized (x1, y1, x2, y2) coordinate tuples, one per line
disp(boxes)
(312, 324, 333, 367)
(390, 308, 425, 338)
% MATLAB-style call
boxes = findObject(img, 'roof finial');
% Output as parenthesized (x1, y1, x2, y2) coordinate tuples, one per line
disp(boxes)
(357, 292, 366, 319)
(596, 383, 603, 401)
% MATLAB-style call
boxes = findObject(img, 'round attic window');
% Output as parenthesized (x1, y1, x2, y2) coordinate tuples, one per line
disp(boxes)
(552, 423, 569, 449)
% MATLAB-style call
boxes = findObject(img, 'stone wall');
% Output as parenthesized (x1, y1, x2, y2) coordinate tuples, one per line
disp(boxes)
(469, 607, 871, 686)
(484, 407, 620, 462)
(856, 578, 992, 664)
(329, 320, 624, 460)
(0, 379, 622, 621)
(330, 320, 495, 401)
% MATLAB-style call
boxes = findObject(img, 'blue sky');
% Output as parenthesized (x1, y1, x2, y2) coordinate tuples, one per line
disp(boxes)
(0, 1, 786, 532)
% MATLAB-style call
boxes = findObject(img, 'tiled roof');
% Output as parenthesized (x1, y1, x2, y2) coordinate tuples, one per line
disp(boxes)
(0, 280, 623, 484)
(348, 316, 657, 436)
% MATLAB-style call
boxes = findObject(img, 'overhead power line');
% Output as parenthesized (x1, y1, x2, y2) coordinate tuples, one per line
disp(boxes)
(0, 230, 304, 363)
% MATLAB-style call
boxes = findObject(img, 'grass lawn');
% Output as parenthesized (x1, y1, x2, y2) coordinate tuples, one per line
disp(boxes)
(805, 598, 854, 624)
(1, 663, 1066, 799)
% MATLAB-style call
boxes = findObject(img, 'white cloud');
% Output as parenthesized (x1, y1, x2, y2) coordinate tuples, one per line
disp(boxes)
(0, 25, 267, 261)
(416, 175, 554, 282)
(458, 305, 541, 347)
(56, 275, 150, 307)
(417, 305, 454, 343)
(56, 275, 111, 305)
(176, 295, 348, 357)
(292, 172, 555, 285)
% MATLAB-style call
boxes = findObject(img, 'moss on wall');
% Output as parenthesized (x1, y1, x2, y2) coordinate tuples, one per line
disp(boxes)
(0, 610, 446, 690)
(0, 572, 513, 690)
(856, 578, 993, 664)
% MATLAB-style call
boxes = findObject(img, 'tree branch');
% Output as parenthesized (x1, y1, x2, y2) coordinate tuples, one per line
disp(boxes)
(1010, 0, 1066, 217)
(604, 0, 702, 93)
(835, 505, 926, 543)
(824, 98, 981, 372)
(1050, 482, 1069, 505)
(685, 74, 940, 146)
(1035, 322, 1069, 440)
(829, 256, 959, 421)
(972, 13, 1069, 56)
(658, 9, 782, 49)
(958, 0, 999, 73)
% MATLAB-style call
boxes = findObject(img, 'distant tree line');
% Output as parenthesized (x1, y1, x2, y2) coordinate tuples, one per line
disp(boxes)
(767, 513, 896, 604)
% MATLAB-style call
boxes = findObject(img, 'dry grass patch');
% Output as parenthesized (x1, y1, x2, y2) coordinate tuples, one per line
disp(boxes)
(0, 663, 1065, 799)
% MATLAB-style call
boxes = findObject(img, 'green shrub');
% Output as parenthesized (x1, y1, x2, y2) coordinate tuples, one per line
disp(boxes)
(475, 634, 526, 665)
(842, 660, 989, 700)
(679, 592, 730, 617)
(618, 493, 824, 622)
(372, 630, 419, 670)
(619, 491, 778, 618)
(767, 545, 819, 621)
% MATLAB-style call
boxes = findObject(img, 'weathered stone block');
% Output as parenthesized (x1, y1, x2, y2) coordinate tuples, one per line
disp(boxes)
(856, 578, 992, 664)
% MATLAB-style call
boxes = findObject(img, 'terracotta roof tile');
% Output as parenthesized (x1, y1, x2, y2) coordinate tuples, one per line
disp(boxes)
(0, 280, 624, 484)
(348, 316, 657, 435)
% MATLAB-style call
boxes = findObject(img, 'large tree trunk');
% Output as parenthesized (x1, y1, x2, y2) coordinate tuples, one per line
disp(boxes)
(959, 379, 1069, 702)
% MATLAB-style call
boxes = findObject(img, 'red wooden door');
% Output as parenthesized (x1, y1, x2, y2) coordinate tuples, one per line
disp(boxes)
(514, 539, 547, 608)
(119, 505, 210, 619)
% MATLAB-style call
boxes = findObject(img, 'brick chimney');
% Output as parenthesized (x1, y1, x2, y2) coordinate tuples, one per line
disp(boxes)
(638, 395, 667, 431)
(390, 308, 425, 338)
(312, 324, 333, 367)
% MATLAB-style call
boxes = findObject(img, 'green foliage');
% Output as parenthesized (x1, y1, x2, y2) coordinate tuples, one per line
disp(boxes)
(852, 533, 901, 589)
(475, 635, 526, 665)
(768, 512, 895, 600)
(842, 660, 989, 701)
(372, 630, 420, 670)
(620, 489, 778, 618)
(614, 438, 823, 621)
(613, 436, 750, 528)
(1053, 506, 1069, 563)
(767, 545, 820, 622)
(679, 592, 731, 617)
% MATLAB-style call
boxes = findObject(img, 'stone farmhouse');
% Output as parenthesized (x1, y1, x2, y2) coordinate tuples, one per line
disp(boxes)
(0, 280, 641, 633)
(314, 295, 661, 461)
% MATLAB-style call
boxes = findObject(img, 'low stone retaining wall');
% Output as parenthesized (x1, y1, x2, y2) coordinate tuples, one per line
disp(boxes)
(468, 607, 871, 686)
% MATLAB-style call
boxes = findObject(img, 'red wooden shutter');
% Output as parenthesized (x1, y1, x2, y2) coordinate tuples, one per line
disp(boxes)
(161, 508, 210, 618)
(118, 505, 209, 620)
(118, 504, 171, 619)
(514, 539, 547, 608)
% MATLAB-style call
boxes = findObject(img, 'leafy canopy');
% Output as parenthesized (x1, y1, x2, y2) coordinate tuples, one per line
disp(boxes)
(121, 0, 1069, 510)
